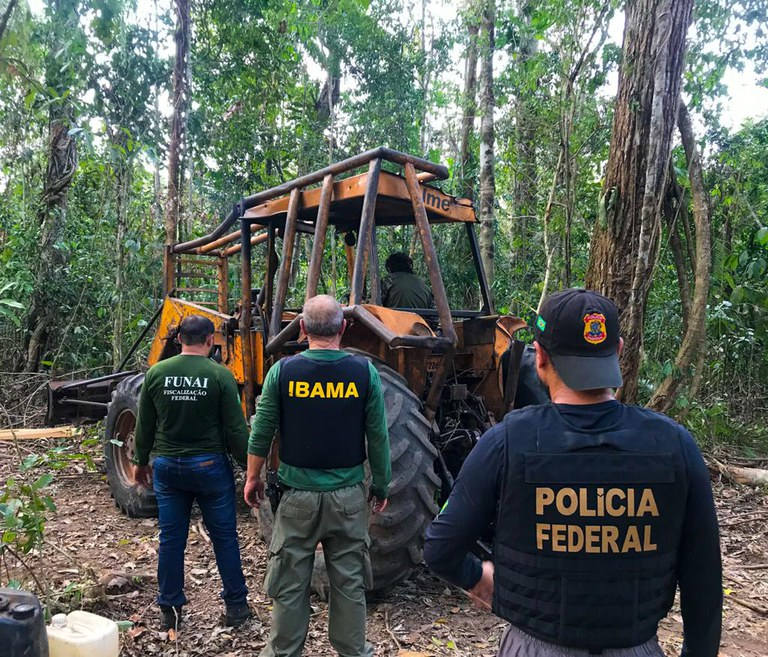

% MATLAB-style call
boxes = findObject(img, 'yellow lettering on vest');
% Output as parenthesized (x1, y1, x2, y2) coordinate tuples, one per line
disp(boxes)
(536, 523, 550, 550)
(289, 381, 294, 396)
(596, 488, 605, 516)
(327, 382, 344, 398)
(636, 489, 659, 517)
(568, 525, 584, 552)
(603, 525, 620, 553)
(579, 488, 596, 517)
(556, 488, 578, 516)
(536, 487, 555, 515)
(310, 382, 325, 398)
(606, 488, 626, 516)
(551, 524, 567, 552)
(621, 525, 642, 552)
(584, 525, 601, 553)
(345, 382, 359, 398)
(295, 381, 310, 397)
(643, 525, 657, 551)
(627, 488, 636, 517)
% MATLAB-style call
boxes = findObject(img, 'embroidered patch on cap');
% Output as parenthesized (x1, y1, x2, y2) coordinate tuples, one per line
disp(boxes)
(536, 315, 547, 331)
(583, 312, 607, 344)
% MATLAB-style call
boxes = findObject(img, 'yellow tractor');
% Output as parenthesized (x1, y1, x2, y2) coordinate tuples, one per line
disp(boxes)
(47, 148, 546, 590)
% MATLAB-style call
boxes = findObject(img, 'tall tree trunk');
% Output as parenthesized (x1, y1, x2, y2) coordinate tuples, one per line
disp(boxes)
(478, 0, 495, 285)
(584, 0, 693, 402)
(164, 0, 190, 294)
(513, 0, 538, 268)
(663, 166, 692, 332)
(648, 102, 712, 412)
(0, 0, 19, 44)
(112, 162, 129, 368)
(22, 0, 79, 372)
(458, 22, 478, 199)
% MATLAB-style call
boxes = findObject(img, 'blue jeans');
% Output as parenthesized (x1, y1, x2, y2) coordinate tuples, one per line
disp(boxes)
(152, 453, 248, 608)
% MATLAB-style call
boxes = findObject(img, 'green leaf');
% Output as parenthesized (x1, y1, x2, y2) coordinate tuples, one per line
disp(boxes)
(731, 286, 746, 304)
(756, 227, 768, 246)
(32, 473, 54, 491)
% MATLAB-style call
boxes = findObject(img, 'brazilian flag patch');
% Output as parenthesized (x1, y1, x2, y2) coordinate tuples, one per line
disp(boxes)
(536, 315, 547, 331)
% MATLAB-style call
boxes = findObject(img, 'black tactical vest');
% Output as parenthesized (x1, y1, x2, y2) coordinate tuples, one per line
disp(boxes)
(493, 404, 688, 651)
(278, 353, 369, 469)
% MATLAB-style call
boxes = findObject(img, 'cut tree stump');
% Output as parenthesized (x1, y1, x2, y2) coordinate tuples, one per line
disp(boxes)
(0, 426, 80, 441)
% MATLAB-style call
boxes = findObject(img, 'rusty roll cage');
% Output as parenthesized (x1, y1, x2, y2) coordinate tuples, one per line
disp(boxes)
(168, 147, 494, 416)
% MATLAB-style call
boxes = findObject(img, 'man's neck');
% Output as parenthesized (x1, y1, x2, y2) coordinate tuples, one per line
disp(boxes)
(180, 345, 210, 357)
(549, 381, 615, 405)
(306, 336, 342, 350)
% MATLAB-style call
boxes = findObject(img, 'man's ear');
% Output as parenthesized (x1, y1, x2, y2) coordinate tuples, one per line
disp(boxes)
(617, 337, 624, 356)
(338, 318, 347, 336)
(533, 341, 547, 369)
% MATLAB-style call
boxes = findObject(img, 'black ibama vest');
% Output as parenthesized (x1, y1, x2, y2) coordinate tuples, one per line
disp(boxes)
(278, 353, 369, 469)
(493, 404, 688, 651)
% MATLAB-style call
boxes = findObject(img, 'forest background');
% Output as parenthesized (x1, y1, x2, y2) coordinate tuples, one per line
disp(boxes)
(1, 0, 767, 454)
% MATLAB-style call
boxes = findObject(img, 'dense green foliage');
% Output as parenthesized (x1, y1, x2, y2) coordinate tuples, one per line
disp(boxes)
(0, 0, 766, 448)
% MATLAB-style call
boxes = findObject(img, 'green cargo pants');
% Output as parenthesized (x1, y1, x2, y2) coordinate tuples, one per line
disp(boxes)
(261, 483, 374, 657)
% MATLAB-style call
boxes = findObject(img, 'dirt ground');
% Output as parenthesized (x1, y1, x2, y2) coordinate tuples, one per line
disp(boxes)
(1, 439, 767, 657)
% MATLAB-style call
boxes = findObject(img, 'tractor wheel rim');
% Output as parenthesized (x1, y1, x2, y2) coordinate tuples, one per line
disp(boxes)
(114, 408, 137, 486)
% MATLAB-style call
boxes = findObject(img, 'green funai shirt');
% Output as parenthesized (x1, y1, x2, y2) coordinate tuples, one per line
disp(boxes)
(133, 354, 249, 466)
(248, 349, 392, 499)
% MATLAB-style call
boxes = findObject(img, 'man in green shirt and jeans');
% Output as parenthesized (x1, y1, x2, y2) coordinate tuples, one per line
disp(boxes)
(245, 294, 391, 657)
(133, 315, 252, 631)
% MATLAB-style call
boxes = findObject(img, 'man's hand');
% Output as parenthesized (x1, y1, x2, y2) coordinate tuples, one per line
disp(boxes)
(467, 560, 494, 610)
(244, 478, 265, 508)
(371, 497, 388, 514)
(134, 464, 152, 489)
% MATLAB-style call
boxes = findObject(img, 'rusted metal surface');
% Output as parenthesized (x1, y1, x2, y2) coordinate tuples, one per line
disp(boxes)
(424, 345, 456, 422)
(244, 170, 475, 226)
(369, 227, 382, 305)
(217, 257, 228, 314)
(305, 173, 334, 301)
(466, 223, 494, 314)
(47, 371, 138, 424)
(265, 304, 451, 356)
(361, 304, 433, 337)
(270, 187, 301, 338)
(404, 162, 457, 346)
(172, 147, 450, 255)
(350, 159, 382, 305)
(240, 217, 255, 414)
(221, 230, 268, 257)
(197, 222, 264, 254)
(264, 224, 277, 330)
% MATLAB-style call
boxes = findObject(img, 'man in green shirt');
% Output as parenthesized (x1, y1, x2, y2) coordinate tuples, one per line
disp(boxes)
(382, 251, 433, 309)
(133, 315, 251, 632)
(245, 294, 391, 657)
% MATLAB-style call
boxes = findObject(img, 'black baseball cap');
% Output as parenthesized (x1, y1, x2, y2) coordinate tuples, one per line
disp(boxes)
(533, 288, 622, 391)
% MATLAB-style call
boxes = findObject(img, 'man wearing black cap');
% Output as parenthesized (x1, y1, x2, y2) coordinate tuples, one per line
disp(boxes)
(133, 315, 252, 632)
(424, 289, 722, 657)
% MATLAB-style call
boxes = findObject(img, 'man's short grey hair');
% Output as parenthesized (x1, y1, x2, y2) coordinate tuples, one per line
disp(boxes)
(303, 295, 344, 337)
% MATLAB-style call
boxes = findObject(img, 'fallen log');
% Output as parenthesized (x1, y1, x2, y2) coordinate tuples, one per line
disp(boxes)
(710, 458, 768, 486)
(0, 426, 80, 441)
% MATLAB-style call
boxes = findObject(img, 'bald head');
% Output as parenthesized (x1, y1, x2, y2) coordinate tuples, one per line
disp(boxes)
(302, 295, 344, 337)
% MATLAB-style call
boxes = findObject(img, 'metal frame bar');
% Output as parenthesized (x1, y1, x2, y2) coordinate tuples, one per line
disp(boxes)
(305, 173, 334, 301)
(465, 223, 494, 314)
(240, 216, 255, 416)
(403, 162, 457, 346)
(350, 159, 382, 305)
(269, 187, 301, 338)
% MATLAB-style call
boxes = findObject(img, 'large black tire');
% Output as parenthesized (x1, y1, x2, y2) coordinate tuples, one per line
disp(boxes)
(104, 373, 158, 518)
(257, 359, 440, 593)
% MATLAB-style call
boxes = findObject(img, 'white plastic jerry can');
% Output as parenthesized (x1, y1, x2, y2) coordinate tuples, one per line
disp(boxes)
(46, 611, 119, 657)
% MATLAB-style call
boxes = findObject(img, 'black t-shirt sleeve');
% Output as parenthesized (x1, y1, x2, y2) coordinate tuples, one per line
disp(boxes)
(424, 424, 504, 590)
(677, 428, 722, 657)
